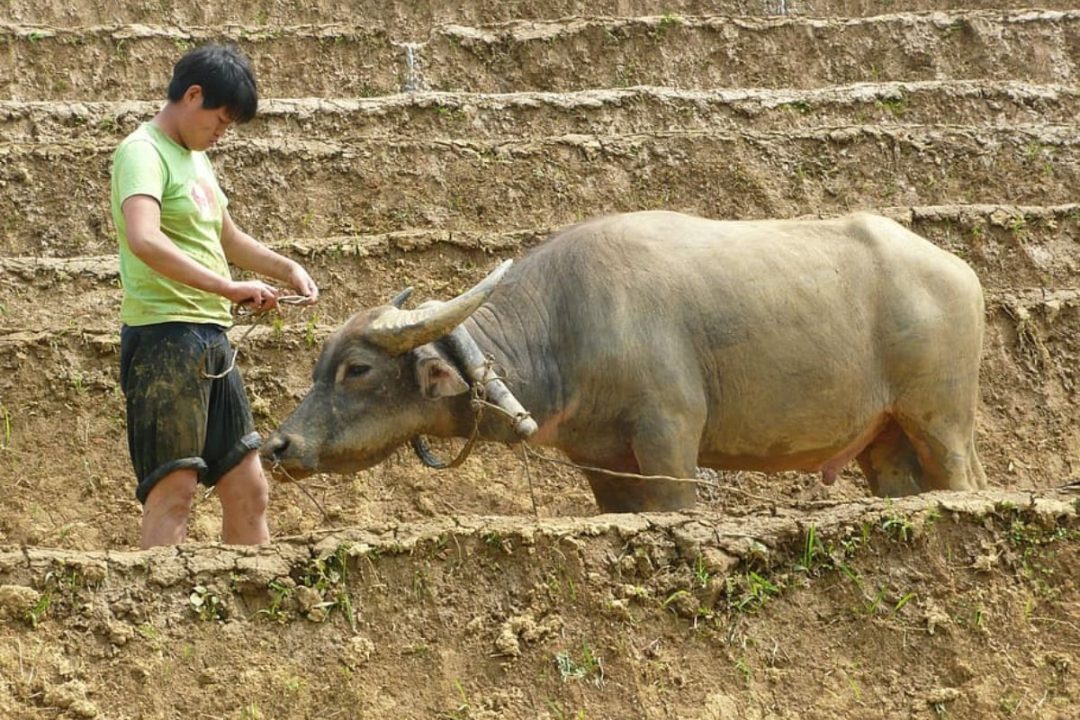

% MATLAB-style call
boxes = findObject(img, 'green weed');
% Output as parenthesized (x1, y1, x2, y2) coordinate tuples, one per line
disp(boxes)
(189, 585, 226, 622)
(781, 100, 811, 115)
(729, 570, 780, 613)
(300, 545, 356, 630)
(797, 523, 824, 573)
(881, 512, 913, 542)
(304, 315, 319, 347)
(876, 94, 908, 118)
(893, 591, 916, 615)
(482, 531, 513, 554)
(27, 591, 52, 628)
(257, 579, 295, 623)
(999, 692, 1022, 715)
(693, 555, 711, 588)
(438, 679, 472, 720)
(734, 657, 752, 685)
(555, 641, 604, 687)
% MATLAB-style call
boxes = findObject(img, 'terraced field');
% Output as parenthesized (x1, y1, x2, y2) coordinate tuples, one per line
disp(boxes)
(0, 0, 1078, 718)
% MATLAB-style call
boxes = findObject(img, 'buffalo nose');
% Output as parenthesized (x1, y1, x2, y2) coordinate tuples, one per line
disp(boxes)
(261, 433, 290, 462)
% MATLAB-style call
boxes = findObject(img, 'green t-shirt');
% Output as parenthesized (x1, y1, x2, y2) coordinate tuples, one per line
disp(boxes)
(110, 121, 234, 327)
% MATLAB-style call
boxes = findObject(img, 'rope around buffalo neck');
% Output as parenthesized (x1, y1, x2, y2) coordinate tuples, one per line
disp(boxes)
(201, 295, 316, 379)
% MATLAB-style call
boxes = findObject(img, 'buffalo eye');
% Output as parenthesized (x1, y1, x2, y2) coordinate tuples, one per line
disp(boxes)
(344, 363, 372, 379)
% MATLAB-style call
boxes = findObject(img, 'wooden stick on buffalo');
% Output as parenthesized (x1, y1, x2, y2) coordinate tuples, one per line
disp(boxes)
(409, 323, 538, 469)
(444, 325, 539, 439)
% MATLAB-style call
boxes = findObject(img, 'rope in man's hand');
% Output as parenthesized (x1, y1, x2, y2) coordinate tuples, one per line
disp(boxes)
(201, 294, 317, 379)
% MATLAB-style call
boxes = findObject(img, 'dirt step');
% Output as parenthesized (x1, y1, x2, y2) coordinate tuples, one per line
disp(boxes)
(3, 123, 1078, 256)
(4, 81, 1077, 145)
(10, 0, 1075, 30)
(2, 205, 1078, 312)
(1, 12, 1077, 100)
(0, 492, 1076, 718)
(0, 490, 1073, 584)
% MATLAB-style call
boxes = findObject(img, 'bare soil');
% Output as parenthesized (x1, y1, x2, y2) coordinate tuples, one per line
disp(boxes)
(1, 1, 1079, 718)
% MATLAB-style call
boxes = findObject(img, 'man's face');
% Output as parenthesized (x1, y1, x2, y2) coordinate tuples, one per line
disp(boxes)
(177, 86, 234, 151)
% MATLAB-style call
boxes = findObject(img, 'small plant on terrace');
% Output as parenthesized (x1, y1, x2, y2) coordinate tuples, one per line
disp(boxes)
(881, 511, 914, 542)
(692, 555, 711, 588)
(876, 94, 908, 119)
(304, 314, 319, 347)
(188, 585, 226, 622)
(438, 679, 472, 720)
(734, 657, 752, 685)
(300, 544, 356, 630)
(555, 641, 605, 687)
(1009, 216, 1028, 239)
(657, 12, 683, 33)
(782, 100, 812, 115)
(728, 570, 780, 613)
(797, 523, 827, 574)
(26, 591, 52, 628)
(257, 579, 295, 623)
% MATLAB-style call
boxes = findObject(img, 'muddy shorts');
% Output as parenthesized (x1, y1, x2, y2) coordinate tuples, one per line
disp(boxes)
(120, 322, 261, 504)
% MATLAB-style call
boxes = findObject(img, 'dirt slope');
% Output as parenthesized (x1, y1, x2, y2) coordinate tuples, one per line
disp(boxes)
(0, 0, 1078, 718)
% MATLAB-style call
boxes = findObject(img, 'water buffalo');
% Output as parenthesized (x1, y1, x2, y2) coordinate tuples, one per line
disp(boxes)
(263, 211, 986, 512)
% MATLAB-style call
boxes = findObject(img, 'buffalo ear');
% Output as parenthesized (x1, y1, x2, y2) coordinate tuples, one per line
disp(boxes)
(416, 356, 469, 399)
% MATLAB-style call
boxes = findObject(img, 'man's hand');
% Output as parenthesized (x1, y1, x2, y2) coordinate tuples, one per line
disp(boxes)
(226, 279, 281, 311)
(286, 265, 319, 303)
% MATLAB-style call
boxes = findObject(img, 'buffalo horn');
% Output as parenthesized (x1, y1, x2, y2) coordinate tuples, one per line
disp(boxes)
(365, 259, 512, 354)
(389, 286, 414, 308)
(411, 436, 450, 469)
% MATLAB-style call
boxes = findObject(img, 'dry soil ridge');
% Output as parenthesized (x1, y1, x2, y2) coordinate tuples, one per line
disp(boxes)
(0, 490, 1075, 608)
(4, 11, 1079, 99)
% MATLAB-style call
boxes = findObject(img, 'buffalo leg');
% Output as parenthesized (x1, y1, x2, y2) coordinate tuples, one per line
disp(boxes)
(574, 447, 697, 513)
(967, 436, 988, 489)
(575, 412, 700, 512)
(855, 421, 922, 497)
(633, 416, 699, 511)
(583, 468, 697, 513)
(897, 416, 981, 492)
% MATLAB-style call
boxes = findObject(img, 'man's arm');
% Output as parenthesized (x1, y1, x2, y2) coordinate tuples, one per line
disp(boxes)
(221, 209, 319, 301)
(123, 195, 281, 308)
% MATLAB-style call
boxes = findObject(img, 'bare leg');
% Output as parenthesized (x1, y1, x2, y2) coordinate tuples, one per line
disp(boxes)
(216, 451, 270, 545)
(142, 468, 198, 549)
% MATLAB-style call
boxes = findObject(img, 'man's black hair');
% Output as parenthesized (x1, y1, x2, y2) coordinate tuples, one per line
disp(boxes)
(167, 44, 258, 123)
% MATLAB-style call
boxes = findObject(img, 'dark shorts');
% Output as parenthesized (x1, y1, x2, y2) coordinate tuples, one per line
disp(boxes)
(120, 322, 261, 504)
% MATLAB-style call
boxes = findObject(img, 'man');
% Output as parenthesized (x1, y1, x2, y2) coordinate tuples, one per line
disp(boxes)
(110, 44, 318, 548)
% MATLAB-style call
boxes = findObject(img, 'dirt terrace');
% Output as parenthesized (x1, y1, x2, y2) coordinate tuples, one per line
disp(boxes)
(3, 123, 1079, 256)
(0, 493, 1078, 718)
(10, 0, 1079, 28)
(4, 82, 1077, 145)
(2, 12, 1079, 100)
